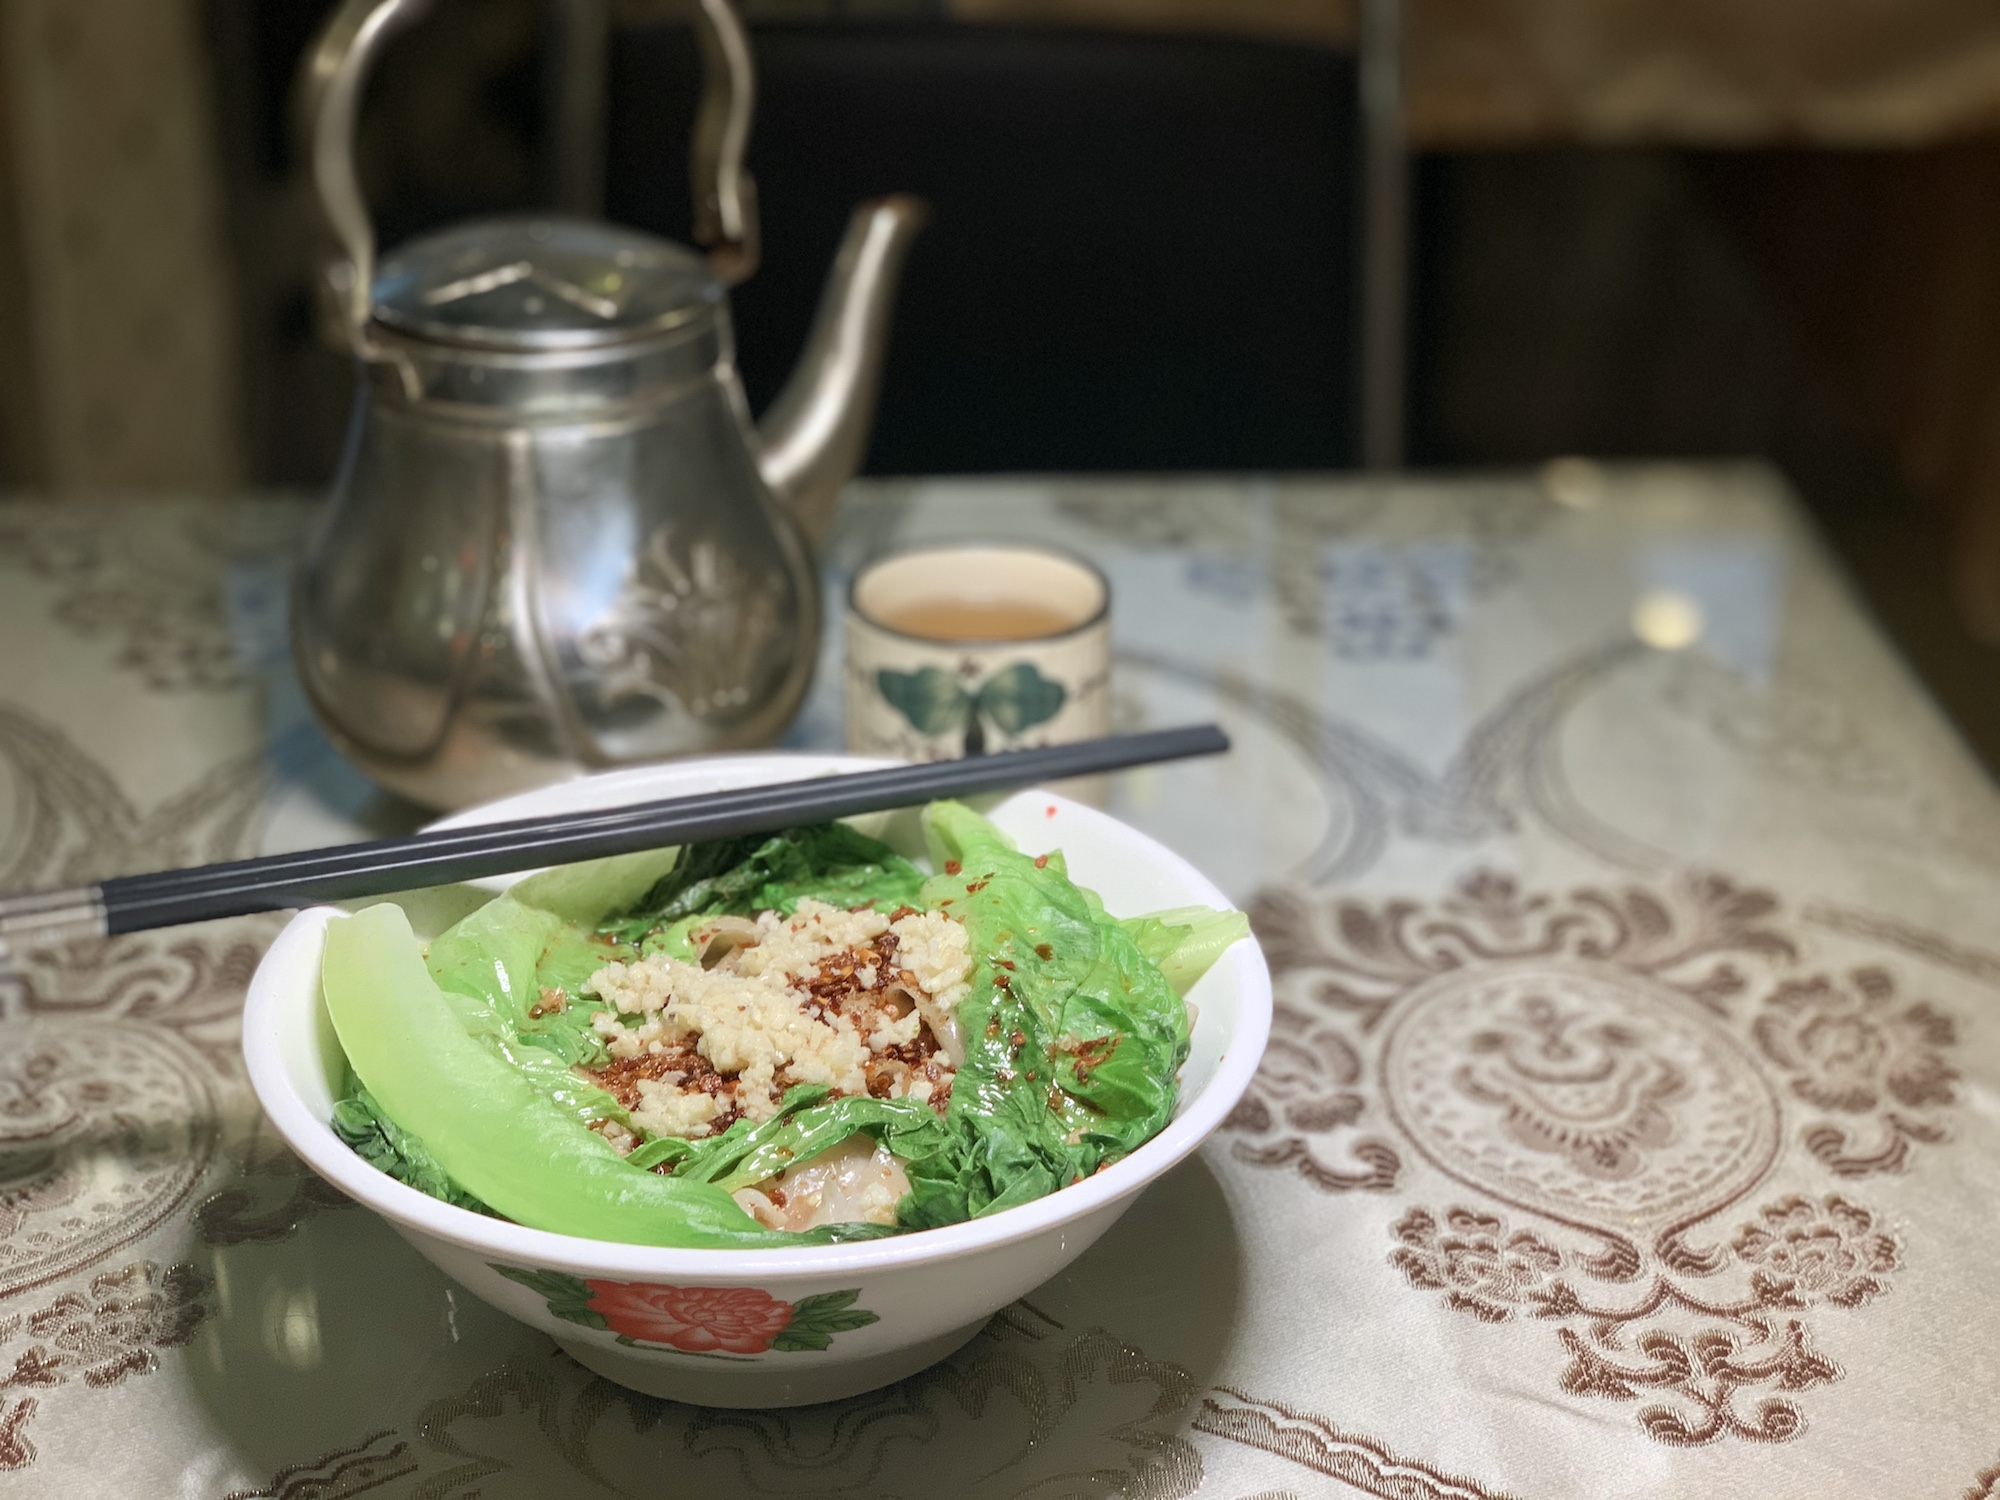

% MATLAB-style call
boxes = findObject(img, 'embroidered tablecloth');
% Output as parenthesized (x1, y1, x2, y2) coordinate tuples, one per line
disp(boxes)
(0, 467, 1995, 1498)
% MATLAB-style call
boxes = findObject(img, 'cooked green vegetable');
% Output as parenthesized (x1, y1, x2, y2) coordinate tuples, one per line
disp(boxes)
(1119, 906, 1253, 997)
(323, 903, 883, 1248)
(323, 801, 1243, 1247)
(603, 822, 927, 942)
(331, 1086, 493, 1215)
(633, 1085, 952, 1191)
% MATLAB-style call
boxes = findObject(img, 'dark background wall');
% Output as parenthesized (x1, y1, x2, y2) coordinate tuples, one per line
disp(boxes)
(603, 21, 1358, 474)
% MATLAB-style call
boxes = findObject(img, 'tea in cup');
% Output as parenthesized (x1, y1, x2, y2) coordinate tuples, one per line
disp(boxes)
(845, 545, 1110, 760)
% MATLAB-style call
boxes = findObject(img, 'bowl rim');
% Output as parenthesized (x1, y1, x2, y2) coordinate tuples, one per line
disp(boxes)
(242, 753, 1272, 1279)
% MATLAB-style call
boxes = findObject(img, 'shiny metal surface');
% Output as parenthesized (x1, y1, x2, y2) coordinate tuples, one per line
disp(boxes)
(306, 0, 755, 342)
(0, 887, 108, 973)
(756, 195, 928, 547)
(300, 0, 436, 396)
(293, 0, 921, 809)
(295, 362, 822, 810)
(371, 217, 722, 351)
(689, 0, 761, 285)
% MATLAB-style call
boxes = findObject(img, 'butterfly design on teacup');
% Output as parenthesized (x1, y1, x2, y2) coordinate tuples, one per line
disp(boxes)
(876, 662, 1067, 756)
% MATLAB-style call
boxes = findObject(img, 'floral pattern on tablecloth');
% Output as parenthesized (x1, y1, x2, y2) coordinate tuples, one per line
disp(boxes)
(1240, 869, 1969, 1446)
(0, 1260, 212, 1472)
(1, 478, 1997, 1497)
(0, 503, 304, 694)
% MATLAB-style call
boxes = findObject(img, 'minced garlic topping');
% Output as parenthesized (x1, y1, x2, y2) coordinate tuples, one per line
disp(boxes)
(631, 1081, 722, 1138)
(734, 901, 890, 982)
(581, 898, 968, 1142)
(586, 957, 872, 1124)
(886, 908, 972, 1012)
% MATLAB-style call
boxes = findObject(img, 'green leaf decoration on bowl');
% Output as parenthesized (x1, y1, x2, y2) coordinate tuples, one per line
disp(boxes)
(490, 1263, 608, 1330)
(876, 666, 972, 734)
(771, 1289, 882, 1352)
(976, 662, 1067, 734)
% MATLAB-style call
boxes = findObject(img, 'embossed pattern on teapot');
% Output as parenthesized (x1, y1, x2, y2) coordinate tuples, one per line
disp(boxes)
(291, 0, 922, 810)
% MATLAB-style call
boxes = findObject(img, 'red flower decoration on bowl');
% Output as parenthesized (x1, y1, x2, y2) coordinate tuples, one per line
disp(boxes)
(583, 1280, 794, 1355)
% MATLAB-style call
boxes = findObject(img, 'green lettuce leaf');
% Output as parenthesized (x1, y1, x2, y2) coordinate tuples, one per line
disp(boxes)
(507, 846, 685, 925)
(1119, 905, 1251, 996)
(602, 822, 926, 944)
(424, 892, 631, 1069)
(331, 1086, 494, 1215)
(649, 1085, 953, 1193)
(901, 801, 1195, 1222)
(325, 902, 892, 1249)
(328, 804, 1241, 1244)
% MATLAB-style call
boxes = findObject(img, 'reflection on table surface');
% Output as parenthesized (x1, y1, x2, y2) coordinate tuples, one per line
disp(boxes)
(0, 467, 1996, 1498)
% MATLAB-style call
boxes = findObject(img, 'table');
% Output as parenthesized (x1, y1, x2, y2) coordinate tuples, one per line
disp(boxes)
(1, 467, 1996, 1498)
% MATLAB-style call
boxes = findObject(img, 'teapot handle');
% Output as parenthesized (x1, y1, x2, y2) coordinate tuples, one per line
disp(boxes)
(302, 0, 762, 359)
(687, 0, 761, 284)
(299, 0, 431, 358)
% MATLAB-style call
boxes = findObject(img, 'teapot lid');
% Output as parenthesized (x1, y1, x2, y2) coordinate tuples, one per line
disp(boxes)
(371, 215, 724, 352)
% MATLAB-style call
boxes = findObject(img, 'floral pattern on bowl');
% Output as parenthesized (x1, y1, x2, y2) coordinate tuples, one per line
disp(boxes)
(491, 1265, 880, 1356)
(242, 755, 1271, 1406)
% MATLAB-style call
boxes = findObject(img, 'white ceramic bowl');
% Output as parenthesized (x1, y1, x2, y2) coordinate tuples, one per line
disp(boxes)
(243, 754, 1271, 1408)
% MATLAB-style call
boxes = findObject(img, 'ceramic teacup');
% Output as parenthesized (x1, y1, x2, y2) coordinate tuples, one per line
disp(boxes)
(845, 544, 1110, 760)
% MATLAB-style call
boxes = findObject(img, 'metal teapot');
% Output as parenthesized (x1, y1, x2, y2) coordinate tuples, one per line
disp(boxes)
(291, 0, 923, 810)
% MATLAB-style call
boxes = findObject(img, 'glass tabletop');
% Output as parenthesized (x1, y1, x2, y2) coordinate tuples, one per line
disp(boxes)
(0, 467, 1995, 1497)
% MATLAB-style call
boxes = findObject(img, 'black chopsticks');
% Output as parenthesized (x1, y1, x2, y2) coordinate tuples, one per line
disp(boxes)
(0, 725, 1229, 959)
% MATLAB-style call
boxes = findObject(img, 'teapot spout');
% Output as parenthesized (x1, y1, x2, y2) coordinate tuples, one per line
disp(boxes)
(756, 194, 927, 546)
